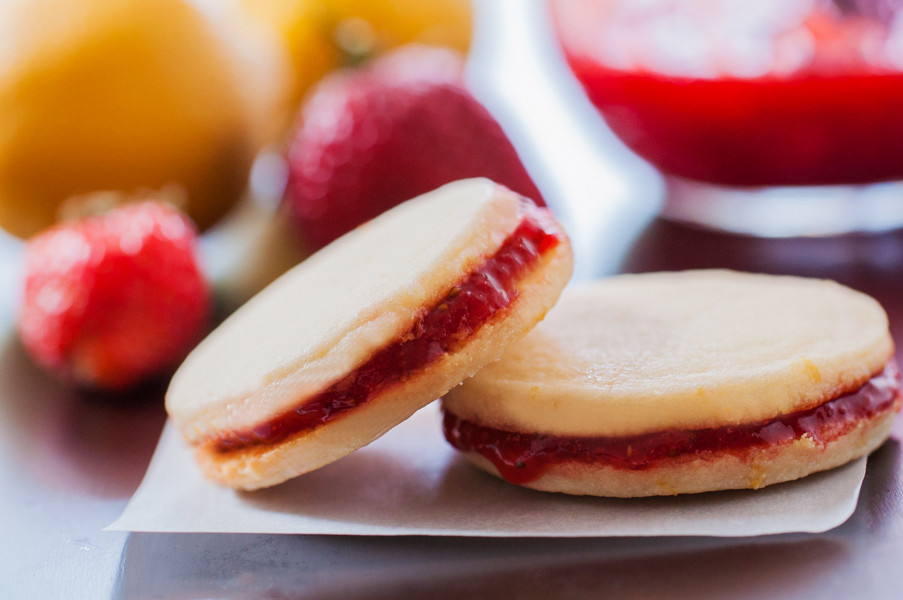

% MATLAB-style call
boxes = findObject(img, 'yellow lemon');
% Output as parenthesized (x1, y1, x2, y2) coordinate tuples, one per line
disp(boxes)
(0, 0, 265, 238)
(241, 0, 472, 106)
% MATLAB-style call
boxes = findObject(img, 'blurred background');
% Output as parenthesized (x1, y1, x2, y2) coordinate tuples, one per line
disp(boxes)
(5, 0, 903, 597)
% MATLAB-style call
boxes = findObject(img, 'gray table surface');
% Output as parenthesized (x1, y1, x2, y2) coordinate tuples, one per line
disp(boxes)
(5, 1, 903, 598)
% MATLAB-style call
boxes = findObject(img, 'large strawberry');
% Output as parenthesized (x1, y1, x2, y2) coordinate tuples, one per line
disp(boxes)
(283, 45, 545, 251)
(18, 200, 211, 390)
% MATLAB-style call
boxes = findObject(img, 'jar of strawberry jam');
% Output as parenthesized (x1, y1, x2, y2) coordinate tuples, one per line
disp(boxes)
(551, 0, 903, 236)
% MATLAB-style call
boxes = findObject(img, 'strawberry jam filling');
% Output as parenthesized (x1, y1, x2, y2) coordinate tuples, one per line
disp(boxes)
(443, 360, 902, 485)
(212, 205, 562, 453)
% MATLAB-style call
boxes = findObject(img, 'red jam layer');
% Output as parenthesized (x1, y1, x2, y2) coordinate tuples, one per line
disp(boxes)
(443, 360, 902, 485)
(565, 63, 903, 186)
(212, 205, 562, 453)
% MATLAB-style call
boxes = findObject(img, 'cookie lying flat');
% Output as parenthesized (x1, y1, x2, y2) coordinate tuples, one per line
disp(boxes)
(166, 178, 573, 490)
(443, 270, 900, 497)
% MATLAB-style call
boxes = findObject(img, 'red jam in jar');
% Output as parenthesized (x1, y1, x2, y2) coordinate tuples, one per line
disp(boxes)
(443, 360, 901, 484)
(212, 205, 562, 453)
(552, 0, 903, 186)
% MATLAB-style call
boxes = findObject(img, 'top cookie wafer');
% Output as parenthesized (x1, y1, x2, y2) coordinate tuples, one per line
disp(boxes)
(166, 178, 573, 489)
(445, 270, 893, 438)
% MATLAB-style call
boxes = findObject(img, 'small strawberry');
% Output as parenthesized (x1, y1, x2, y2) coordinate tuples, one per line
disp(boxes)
(284, 45, 545, 252)
(18, 200, 211, 390)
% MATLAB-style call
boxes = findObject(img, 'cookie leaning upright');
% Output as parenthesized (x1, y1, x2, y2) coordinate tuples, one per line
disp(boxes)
(166, 178, 573, 490)
(443, 270, 900, 497)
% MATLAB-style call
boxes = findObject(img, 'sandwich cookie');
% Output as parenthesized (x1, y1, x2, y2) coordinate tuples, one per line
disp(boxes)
(166, 178, 573, 490)
(443, 270, 900, 497)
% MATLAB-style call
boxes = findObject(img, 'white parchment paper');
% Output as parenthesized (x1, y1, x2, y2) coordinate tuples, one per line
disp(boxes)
(108, 404, 865, 537)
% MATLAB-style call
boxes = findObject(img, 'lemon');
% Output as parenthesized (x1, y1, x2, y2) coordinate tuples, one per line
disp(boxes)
(241, 0, 472, 106)
(0, 0, 266, 238)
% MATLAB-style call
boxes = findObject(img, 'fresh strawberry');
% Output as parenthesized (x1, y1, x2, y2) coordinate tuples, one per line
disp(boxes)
(283, 45, 545, 251)
(18, 201, 211, 390)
